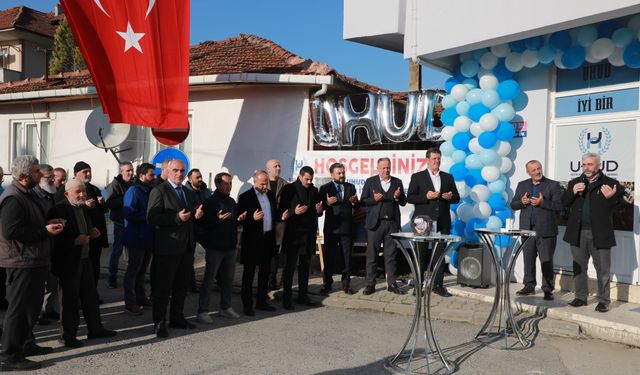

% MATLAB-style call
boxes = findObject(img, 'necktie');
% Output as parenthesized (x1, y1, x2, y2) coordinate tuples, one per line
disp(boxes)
(336, 184, 342, 200)
(175, 186, 187, 208)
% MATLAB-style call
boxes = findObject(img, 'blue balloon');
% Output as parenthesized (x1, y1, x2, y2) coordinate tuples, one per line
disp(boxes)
(478, 131, 498, 148)
(612, 27, 634, 48)
(598, 20, 620, 38)
(562, 45, 586, 69)
(481, 89, 501, 109)
(496, 79, 520, 100)
(623, 41, 640, 68)
(461, 60, 480, 78)
(473, 48, 488, 61)
(512, 91, 529, 111)
(465, 169, 486, 187)
(524, 36, 544, 50)
(456, 101, 471, 116)
(488, 193, 506, 210)
(495, 208, 512, 223)
(549, 31, 572, 52)
(445, 77, 460, 93)
(453, 220, 466, 236)
(492, 59, 512, 81)
(496, 121, 516, 140)
(508, 40, 526, 53)
(488, 180, 506, 194)
(576, 25, 598, 47)
(452, 132, 471, 150)
(537, 44, 556, 64)
(464, 154, 483, 170)
(450, 249, 459, 268)
(439, 141, 455, 156)
(441, 107, 459, 126)
(466, 88, 484, 105)
(479, 149, 499, 166)
(450, 163, 469, 181)
(462, 78, 478, 89)
(468, 103, 491, 122)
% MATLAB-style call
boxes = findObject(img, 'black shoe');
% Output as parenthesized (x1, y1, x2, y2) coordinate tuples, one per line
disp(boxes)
(319, 285, 332, 295)
(362, 285, 376, 295)
(42, 311, 60, 320)
(138, 298, 153, 307)
(243, 307, 256, 316)
(516, 286, 536, 296)
(107, 280, 117, 289)
(87, 328, 117, 339)
(268, 281, 279, 291)
(544, 291, 554, 301)
(154, 321, 169, 338)
(37, 316, 51, 325)
(432, 286, 452, 297)
(0, 357, 42, 371)
(23, 343, 53, 357)
(59, 337, 83, 348)
(282, 302, 295, 311)
(387, 284, 406, 295)
(297, 297, 317, 307)
(255, 303, 276, 312)
(169, 319, 196, 329)
(568, 298, 587, 307)
(595, 302, 609, 313)
(342, 284, 355, 295)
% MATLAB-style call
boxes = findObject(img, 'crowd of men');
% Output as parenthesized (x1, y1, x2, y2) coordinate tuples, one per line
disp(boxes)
(0, 148, 625, 370)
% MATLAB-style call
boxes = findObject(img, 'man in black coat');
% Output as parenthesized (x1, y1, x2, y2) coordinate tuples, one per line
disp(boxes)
(407, 148, 460, 297)
(361, 157, 407, 295)
(318, 162, 358, 295)
(562, 153, 624, 313)
(510, 160, 562, 300)
(105, 161, 134, 289)
(279, 166, 323, 309)
(147, 159, 203, 337)
(238, 170, 278, 315)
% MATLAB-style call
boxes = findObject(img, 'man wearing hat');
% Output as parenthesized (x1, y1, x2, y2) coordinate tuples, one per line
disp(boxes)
(57, 162, 109, 290)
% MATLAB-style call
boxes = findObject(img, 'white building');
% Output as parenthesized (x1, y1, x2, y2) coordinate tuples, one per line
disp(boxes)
(344, 0, 640, 301)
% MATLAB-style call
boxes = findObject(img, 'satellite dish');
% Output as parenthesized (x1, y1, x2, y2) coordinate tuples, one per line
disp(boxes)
(85, 107, 131, 149)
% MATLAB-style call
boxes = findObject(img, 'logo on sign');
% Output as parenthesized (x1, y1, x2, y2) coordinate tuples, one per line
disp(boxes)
(578, 127, 611, 155)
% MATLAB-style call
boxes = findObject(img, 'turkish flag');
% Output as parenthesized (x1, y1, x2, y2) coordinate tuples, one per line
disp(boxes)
(60, 0, 190, 130)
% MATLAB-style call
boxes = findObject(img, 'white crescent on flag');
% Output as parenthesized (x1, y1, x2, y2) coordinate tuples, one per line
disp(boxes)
(93, 0, 157, 18)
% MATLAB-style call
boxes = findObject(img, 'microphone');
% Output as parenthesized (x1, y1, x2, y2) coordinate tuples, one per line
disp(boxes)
(578, 175, 589, 196)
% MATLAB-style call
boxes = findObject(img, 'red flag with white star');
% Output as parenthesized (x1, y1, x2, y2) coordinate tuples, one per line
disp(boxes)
(60, 0, 190, 130)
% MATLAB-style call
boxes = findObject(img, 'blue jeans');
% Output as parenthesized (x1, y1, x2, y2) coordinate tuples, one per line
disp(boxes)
(108, 224, 125, 283)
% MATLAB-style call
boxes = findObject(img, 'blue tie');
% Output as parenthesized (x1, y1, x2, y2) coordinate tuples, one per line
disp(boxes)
(175, 186, 187, 208)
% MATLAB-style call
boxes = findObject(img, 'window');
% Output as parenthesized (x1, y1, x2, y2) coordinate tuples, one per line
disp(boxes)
(141, 115, 192, 162)
(0, 47, 8, 69)
(11, 120, 50, 164)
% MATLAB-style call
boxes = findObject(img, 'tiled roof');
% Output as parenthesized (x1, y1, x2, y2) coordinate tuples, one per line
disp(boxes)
(0, 33, 394, 97)
(0, 6, 57, 38)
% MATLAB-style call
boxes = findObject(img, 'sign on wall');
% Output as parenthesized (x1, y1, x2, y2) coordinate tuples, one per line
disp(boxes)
(555, 88, 639, 118)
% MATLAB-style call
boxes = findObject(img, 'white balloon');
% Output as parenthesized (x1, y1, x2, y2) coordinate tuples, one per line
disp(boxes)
(486, 216, 502, 229)
(451, 84, 469, 102)
(590, 38, 615, 60)
(479, 74, 499, 90)
(468, 138, 483, 154)
(499, 157, 513, 174)
(494, 140, 512, 156)
(477, 67, 493, 79)
(505, 52, 523, 72)
(491, 44, 510, 58)
(455, 181, 469, 198)
(488, 180, 506, 194)
(473, 202, 492, 218)
(521, 49, 539, 68)
(479, 113, 499, 132)
(480, 52, 498, 69)
(440, 141, 455, 156)
(453, 116, 472, 132)
(470, 122, 483, 137)
(440, 156, 454, 173)
(457, 203, 475, 222)
(585, 48, 600, 63)
(442, 95, 457, 109)
(440, 126, 457, 142)
(481, 166, 500, 182)
(451, 150, 467, 164)
(470, 185, 491, 203)
(608, 47, 625, 67)
(554, 52, 566, 69)
(502, 191, 509, 202)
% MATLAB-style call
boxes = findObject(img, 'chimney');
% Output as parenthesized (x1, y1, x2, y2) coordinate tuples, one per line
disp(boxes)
(54, 3, 63, 17)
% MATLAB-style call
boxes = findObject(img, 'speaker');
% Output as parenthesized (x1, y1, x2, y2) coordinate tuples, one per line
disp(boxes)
(457, 242, 493, 288)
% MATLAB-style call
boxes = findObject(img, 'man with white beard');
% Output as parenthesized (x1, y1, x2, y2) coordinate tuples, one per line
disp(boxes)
(32, 164, 60, 324)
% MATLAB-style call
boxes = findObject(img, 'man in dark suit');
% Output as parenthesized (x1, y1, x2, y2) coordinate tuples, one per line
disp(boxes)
(407, 148, 460, 297)
(238, 170, 278, 315)
(510, 160, 563, 301)
(147, 159, 203, 338)
(266, 159, 288, 290)
(361, 157, 407, 295)
(48, 179, 117, 348)
(318, 162, 358, 295)
(279, 166, 323, 309)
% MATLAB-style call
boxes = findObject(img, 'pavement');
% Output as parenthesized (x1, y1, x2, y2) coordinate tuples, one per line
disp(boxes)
(102, 246, 640, 349)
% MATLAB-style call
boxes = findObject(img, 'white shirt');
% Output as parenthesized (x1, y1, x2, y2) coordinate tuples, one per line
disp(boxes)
(255, 188, 273, 232)
(428, 169, 441, 192)
(379, 177, 391, 192)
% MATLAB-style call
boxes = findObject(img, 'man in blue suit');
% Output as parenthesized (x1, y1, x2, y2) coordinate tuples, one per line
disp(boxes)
(361, 157, 407, 295)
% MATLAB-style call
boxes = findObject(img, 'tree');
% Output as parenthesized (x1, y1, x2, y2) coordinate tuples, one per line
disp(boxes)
(49, 18, 86, 74)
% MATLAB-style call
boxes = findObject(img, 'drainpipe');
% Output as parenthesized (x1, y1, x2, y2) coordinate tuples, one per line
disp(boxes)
(312, 83, 328, 98)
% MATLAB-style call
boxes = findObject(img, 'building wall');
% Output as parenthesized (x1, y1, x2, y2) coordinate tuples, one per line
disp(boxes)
(22, 40, 47, 78)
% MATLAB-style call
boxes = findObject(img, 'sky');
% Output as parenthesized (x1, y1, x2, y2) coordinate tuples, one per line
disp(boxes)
(5, 0, 449, 92)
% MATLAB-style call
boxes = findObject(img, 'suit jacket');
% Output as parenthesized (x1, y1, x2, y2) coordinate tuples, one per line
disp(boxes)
(407, 170, 460, 234)
(47, 200, 94, 277)
(360, 175, 407, 231)
(147, 181, 197, 255)
(197, 189, 238, 251)
(267, 177, 288, 246)
(510, 177, 562, 237)
(237, 187, 277, 264)
(318, 181, 357, 235)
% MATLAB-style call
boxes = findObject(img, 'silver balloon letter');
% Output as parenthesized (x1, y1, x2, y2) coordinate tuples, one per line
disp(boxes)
(340, 93, 382, 146)
(416, 90, 445, 141)
(310, 98, 340, 147)
(378, 92, 418, 143)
